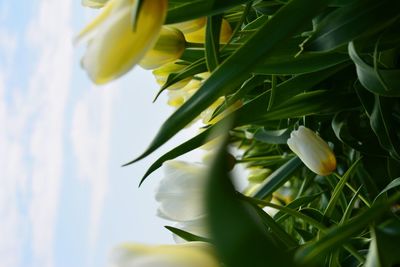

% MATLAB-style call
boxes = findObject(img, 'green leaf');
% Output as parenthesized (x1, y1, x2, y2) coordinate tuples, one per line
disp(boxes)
(332, 111, 387, 157)
(253, 90, 359, 124)
(164, 226, 211, 242)
(205, 15, 222, 71)
(369, 96, 400, 161)
(130, 0, 332, 163)
(135, 128, 212, 185)
(295, 193, 400, 266)
(251, 156, 302, 200)
(206, 137, 294, 267)
(273, 63, 350, 104)
(348, 42, 400, 97)
(253, 51, 349, 75)
(274, 192, 323, 223)
(306, 0, 400, 51)
(157, 58, 208, 95)
(355, 85, 400, 161)
(324, 158, 361, 217)
(253, 128, 291, 145)
(374, 178, 400, 202)
(166, 0, 252, 24)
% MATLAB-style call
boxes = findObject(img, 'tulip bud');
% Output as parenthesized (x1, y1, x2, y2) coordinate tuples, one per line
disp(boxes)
(169, 17, 207, 34)
(109, 242, 220, 267)
(287, 126, 336, 176)
(185, 19, 232, 44)
(77, 0, 167, 84)
(139, 27, 186, 70)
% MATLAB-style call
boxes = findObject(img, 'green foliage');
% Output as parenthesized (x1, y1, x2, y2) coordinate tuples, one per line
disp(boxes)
(126, 0, 400, 266)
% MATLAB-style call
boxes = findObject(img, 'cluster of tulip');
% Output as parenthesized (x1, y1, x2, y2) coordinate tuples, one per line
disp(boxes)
(77, 0, 235, 125)
(77, 0, 337, 265)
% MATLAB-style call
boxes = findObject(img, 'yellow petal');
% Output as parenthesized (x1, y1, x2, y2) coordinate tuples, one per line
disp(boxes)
(169, 17, 207, 33)
(185, 19, 232, 44)
(80, 0, 167, 84)
(110, 242, 220, 267)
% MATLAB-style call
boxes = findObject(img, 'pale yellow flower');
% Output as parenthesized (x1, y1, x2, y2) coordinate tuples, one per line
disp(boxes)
(287, 126, 337, 176)
(139, 27, 186, 70)
(185, 19, 232, 44)
(169, 17, 207, 33)
(109, 242, 220, 267)
(166, 74, 207, 108)
(76, 0, 167, 84)
(152, 62, 192, 90)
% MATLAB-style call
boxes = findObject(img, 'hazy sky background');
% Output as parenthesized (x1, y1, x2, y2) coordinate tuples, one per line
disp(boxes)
(0, 1, 205, 266)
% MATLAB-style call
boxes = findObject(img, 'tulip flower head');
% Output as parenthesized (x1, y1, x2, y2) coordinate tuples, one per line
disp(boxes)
(155, 161, 207, 222)
(109, 242, 220, 267)
(77, 0, 167, 84)
(287, 126, 336, 176)
(139, 27, 186, 70)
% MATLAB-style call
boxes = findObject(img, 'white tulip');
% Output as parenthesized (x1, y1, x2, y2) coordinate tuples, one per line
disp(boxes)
(287, 126, 336, 176)
(155, 161, 207, 222)
(109, 242, 220, 267)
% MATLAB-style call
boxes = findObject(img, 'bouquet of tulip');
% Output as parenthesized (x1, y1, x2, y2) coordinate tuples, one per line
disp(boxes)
(77, 0, 400, 266)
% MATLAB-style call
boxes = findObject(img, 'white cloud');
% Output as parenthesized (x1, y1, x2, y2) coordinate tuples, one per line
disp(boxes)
(70, 85, 115, 262)
(25, 0, 74, 266)
(0, 73, 26, 267)
(0, 0, 74, 266)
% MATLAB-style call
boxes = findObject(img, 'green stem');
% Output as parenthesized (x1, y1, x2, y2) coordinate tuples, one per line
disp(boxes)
(185, 42, 204, 49)
(267, 75, 277, 111)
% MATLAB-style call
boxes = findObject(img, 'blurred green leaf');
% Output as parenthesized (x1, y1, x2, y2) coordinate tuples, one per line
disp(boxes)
(365, 219, 400, 267)
(207, 138, 294, 267)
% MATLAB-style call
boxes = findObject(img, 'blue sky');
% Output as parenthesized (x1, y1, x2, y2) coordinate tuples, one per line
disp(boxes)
(0, 1, 205, 266)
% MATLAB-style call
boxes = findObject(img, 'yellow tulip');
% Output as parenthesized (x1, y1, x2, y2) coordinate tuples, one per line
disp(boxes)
(169, 17, 207, 33)
(287, 126, 337, 176)
(152, 61, 192, 90)
(82, 0, 108, 8)
(77, 0, 167, 84)
(185, 19, 232, 44)
(139, 27, 186, 70)
(109, 242, 220, 267)
(167, 79, 201, 108)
